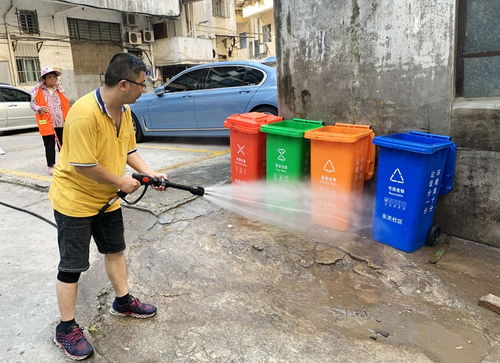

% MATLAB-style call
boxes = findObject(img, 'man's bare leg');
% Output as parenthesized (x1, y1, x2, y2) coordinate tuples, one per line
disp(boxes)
(56, 280, 77, 321)
(105, 252, 128, 297)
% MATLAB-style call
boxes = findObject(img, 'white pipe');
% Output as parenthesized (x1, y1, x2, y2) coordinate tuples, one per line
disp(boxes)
(3, 0, 17, 85)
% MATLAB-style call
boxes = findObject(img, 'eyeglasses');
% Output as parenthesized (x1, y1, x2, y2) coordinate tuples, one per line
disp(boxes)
(124, 79, 146, 89)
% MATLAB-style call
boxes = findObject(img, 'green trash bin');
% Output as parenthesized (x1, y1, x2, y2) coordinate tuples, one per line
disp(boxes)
(260, 118, 325, 183)
(260, 118, 324, 213)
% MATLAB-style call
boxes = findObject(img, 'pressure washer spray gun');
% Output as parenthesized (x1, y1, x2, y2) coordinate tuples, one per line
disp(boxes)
(98, 173, 205, 220)
(131, 173, 205, 196)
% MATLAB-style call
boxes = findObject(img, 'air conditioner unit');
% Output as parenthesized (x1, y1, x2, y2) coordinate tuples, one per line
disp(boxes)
(142, 30, 154, 43)
(123, 13, 137, 26)
(128, 32, 142, 45)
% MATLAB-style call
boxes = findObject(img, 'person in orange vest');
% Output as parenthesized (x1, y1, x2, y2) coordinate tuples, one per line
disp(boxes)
(30, 66, 71, 175)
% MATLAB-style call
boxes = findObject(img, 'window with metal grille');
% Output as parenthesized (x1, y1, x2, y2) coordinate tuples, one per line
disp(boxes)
(240, 32, 247, 49)
(67, 18, 121, 43)
(17, 9, 39, 34)
(262, 24, 272, 43)
(16, 57, 41, 84)
(212, 0, 231, 18)
(456, 0, 500, 97)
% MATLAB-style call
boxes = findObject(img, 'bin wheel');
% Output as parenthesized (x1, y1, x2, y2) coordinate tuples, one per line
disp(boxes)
(426, 224, 441, 246)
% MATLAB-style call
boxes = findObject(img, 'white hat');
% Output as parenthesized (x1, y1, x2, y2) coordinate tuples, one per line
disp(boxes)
(39, 66, 62, 81)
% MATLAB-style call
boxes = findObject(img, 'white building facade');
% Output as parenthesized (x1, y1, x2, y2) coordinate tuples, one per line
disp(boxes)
(0, 0, 242, 100)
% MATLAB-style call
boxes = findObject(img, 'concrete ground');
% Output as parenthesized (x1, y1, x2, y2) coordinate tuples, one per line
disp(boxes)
(0, 130, 499, 362)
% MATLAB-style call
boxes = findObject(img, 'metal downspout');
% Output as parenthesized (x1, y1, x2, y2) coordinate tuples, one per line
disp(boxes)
(3, 0, 18, 85)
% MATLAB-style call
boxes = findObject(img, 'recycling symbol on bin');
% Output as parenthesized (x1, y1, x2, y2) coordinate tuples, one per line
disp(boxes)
(323, 160, 336, 173)
(390, 168, 405, 184)
(277, 148, 286, 161)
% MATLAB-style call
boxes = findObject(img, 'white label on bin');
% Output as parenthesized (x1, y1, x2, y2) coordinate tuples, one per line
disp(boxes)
(384, 197, 407, 211)
(237, 144, 245, 156)
(390, 168, 405, 184)
(277, 148, 286, 161)
(422, 168, 443, 215)
(323, 160, 336, 173)
(382, 213, 404, 225)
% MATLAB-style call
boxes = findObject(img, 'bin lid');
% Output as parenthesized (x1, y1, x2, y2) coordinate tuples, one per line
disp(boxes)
(224, 112, 283, 134)
(260, 118, 324, 138)
(373, 131, 454, 154)
(304, 123, 373, 142)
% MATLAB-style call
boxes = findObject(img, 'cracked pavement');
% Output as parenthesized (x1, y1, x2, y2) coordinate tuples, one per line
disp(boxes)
(0, 133, 499, 362)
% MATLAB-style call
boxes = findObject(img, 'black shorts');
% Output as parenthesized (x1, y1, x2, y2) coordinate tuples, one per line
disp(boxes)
(54, 208, 126, 273)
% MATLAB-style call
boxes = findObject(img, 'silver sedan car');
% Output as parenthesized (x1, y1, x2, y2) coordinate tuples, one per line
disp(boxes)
(0, 84, 36, 133)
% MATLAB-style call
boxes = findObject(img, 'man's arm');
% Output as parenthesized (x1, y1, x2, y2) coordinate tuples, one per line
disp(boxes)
(126, 151, 155, 175)
(75, 165, 140, 194)
(127, 152, 167, 190)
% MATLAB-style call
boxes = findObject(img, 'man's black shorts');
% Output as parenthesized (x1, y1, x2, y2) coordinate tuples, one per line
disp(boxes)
(54, 208, 125, 273)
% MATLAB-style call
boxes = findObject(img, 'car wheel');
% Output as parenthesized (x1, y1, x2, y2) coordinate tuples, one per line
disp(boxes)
(253, 106, 278, 116)
(132, 113, 145, 143)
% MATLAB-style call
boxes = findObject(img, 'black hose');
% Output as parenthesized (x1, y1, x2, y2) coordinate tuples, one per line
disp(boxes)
(0, 200, 57, 228)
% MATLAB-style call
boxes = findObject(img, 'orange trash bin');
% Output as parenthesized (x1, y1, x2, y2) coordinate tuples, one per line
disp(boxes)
(224, 112, 283, 184)
(304, 123, 375, 231)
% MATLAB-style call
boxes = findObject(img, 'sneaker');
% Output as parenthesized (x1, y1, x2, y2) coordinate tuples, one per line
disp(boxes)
(110, 295, 157, 318)
(48, 166, 54, 175)
(54, 324, 94, 360)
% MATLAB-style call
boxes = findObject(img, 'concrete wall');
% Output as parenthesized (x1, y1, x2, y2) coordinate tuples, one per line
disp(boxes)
(275, 0, 499, 247)
(154, 37, 213, 65)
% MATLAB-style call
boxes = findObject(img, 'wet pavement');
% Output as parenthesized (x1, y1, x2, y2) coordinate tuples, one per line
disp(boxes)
(0, 131, 499, 362)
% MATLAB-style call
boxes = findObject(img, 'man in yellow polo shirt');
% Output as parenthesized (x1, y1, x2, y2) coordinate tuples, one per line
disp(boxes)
(48, 53, 165, 360)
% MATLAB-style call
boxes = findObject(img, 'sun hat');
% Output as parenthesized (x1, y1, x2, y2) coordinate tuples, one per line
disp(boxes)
(39, 66, 62, 81)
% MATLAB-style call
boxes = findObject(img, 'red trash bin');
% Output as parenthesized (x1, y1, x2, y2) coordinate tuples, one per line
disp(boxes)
(224, 112, 283, 184)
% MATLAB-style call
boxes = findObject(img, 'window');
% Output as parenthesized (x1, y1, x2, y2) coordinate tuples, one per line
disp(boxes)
(205, 67, 246, 89)
(212, 0, 231, 18)
(16, 57, 40, 84)
(17, 9, 39, 34)
(456, 0, 500, 97)
(153, 22, 168, 39)
(262, 24, 272, 43)
(249, 40, 260, 58)
(165, 69, 207, 92)
(0, 88, 31, 102)
(240, 32, 247, 49)
(244, 68, 265, 85)
(204, 66, 264, 89)
(67, 18, 121, 42)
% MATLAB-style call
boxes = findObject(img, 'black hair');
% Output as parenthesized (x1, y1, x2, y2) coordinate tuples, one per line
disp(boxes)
(104, 53, 146, 86)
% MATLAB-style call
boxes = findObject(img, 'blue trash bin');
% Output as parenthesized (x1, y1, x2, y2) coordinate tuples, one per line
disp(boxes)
(372, 131, 456, 252)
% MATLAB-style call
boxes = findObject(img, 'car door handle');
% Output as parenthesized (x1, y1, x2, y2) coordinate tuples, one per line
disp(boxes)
(183, 95, 193, 99)
(7, 104, 18, 107)
(239, 90, 251, 94)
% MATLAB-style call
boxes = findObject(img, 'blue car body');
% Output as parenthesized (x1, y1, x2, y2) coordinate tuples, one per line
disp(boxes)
(130, 60, 278, 139)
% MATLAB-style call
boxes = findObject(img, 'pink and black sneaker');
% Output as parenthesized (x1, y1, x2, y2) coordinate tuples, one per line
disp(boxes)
(54, 324, 93, 360)
(110, 295, 157, 318)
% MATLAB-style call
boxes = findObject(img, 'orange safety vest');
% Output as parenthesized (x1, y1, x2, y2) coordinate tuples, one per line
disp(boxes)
(35, 88, 71, 136)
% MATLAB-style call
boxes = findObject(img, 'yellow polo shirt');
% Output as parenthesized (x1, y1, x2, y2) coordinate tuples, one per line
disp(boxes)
(48, 88, 136, 217)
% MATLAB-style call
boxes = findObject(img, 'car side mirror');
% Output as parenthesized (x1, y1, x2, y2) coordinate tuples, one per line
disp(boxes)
(154, 86, 166, 97)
